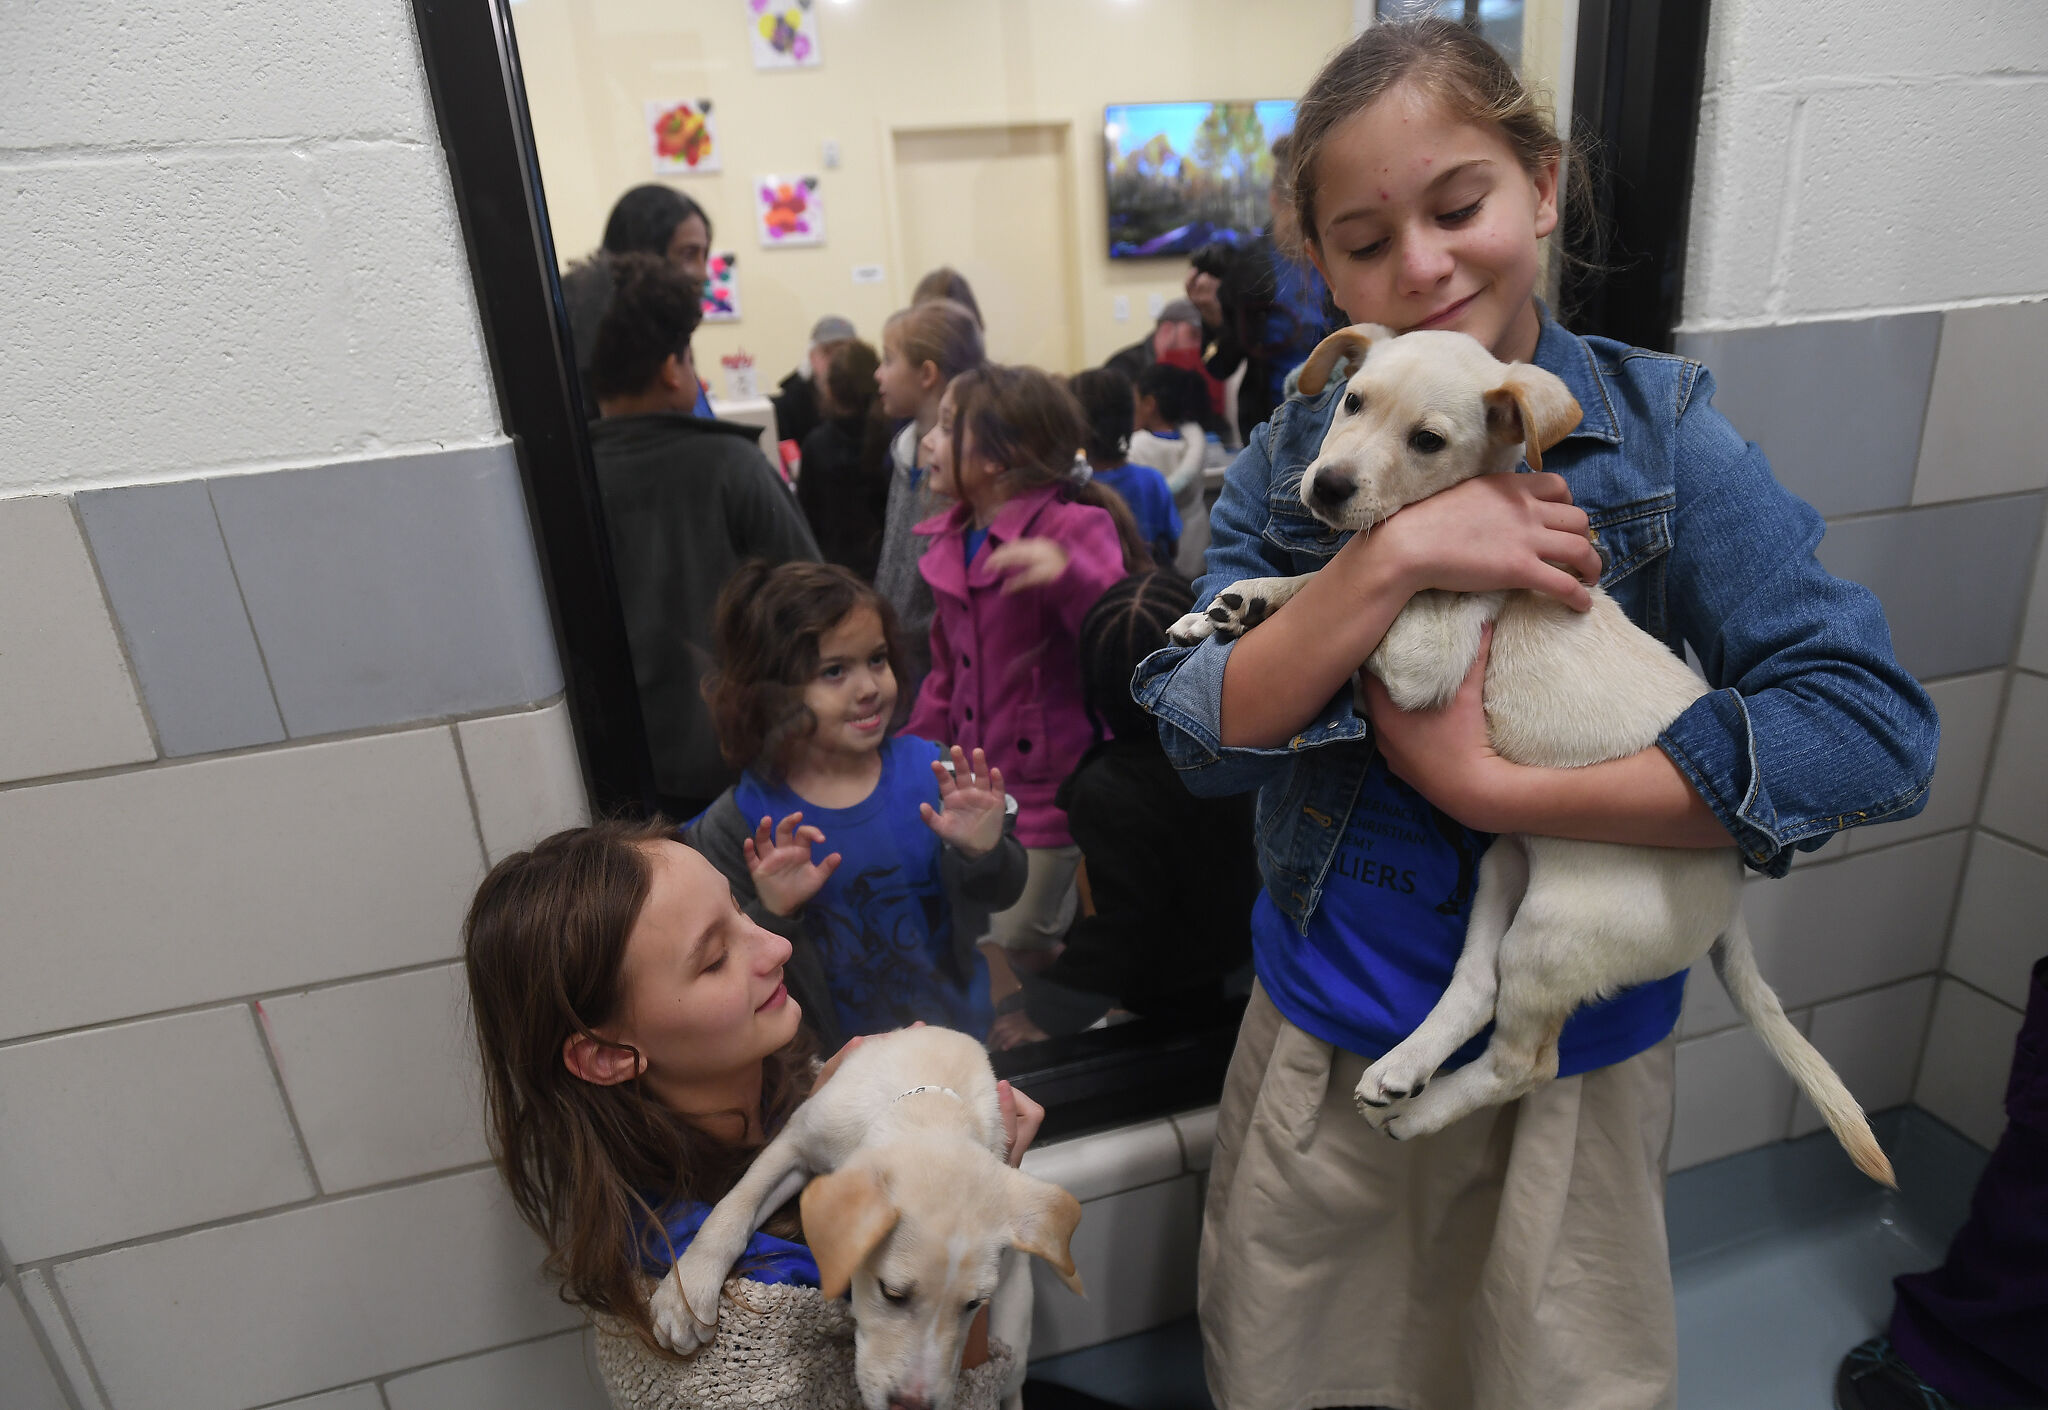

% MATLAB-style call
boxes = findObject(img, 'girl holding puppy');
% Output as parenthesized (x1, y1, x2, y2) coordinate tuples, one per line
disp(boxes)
(686, 561, 1027, 1051)
(905, 365, 1145, 987)
(1134, 19, 1936, 1409)
(463, 820, 1042, 1401)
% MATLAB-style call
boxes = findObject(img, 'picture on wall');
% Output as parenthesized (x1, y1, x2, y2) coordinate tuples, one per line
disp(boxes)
(701, 251, 741, 322)
(755, 175, 824, 247)
(1105, 100, 1297, 258)
(747, 0, 821, 69)
(647, 98, 718, 173)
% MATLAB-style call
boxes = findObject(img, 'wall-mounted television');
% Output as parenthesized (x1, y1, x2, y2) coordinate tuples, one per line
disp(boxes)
(1104, 100, 1297, 259)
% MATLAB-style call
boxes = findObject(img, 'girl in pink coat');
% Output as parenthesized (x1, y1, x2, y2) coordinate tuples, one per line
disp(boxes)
(902, 364, 1144, 1002)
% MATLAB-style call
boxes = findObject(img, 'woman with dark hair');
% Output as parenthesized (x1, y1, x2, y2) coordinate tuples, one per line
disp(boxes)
(563, 186, 719, 419)
(796, 339, 893, 580)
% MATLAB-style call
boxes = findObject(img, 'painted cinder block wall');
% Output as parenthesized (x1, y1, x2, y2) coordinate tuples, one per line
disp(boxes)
(0, 2, 606, 1406)
(1665, 0, 2048, 1168)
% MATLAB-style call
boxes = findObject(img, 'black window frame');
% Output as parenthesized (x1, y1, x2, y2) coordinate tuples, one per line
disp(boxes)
(408, 0, 1709, 1141)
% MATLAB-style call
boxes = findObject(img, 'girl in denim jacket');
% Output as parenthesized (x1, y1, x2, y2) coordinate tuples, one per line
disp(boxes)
(1133, 20, 1938, 1410)
(903, 365, 1146, 1000)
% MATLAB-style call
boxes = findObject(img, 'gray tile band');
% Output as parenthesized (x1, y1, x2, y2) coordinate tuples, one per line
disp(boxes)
(208, 444, 563, 740)
(1677, 311, 1941, 520)
(76, 480, 287, 758)
(1817, 491, 2046, 681)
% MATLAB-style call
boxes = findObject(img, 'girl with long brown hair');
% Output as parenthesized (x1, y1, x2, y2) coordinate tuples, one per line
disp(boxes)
(901, 364, 1147, 1002)
(463, 818, 1044, 1397)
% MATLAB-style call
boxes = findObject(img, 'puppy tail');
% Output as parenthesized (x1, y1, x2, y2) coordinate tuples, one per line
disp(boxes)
(1712, 918, 1896, 1188)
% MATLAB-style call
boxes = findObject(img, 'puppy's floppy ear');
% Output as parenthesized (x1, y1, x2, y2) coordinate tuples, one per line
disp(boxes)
(1483, 364, 1581, 473)
(1006, 1169, 1084, 1295)
(1296, 323, 1393, 397)
(800, 1165, 900, 1299)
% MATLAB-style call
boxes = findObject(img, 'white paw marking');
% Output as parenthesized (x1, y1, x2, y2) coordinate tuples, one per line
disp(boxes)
(649, 1257, 723, 1354)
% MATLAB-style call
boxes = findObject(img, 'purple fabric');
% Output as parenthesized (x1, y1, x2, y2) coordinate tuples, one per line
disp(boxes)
(1889, 954, 2048, 1408)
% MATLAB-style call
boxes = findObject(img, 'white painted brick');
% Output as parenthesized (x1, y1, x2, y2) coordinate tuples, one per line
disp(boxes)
(2, 148, 496, 498)
(1679, 90, 1799, 325)
(1915, 979, 2025, 1150)
(1777, 83, 2048, 318)
(1948, 834, 2048, 1012)
(1671, 1018, 1806, 1171)
(1711, 0, 2044, 89)
(0, 496, 155, 785)
(0, 727, 484, 1042)
(54, 1168, 576, 1410)
(1842, 671, 2004, 854)
(1680, 833, 1964, 1035)
(383, 1329, 608, 1410)
(1981, 673, 2048, 852)
(19, 1270, 106, 1410)
(457, 702, 591, 865)
(259, 965, 491, 1192)
(0, 1006, 314, 1262)
(1028, 1176, 1201, 1360)
(1020, 1118, 1183, 1204)
(0, 1284, 69, 1410)
(1789, 977, 1935, 1138)
(1, 0, 434, 149)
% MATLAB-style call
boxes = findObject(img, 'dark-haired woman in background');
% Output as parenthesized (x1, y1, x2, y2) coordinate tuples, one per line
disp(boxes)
(563, 185, 719, 418)
(797, 339, 893, 581)
(987, 572, 1258, 1049)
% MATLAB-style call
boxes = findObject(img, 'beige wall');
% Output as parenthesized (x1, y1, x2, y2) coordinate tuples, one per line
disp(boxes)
(513, 0, 1355, 378)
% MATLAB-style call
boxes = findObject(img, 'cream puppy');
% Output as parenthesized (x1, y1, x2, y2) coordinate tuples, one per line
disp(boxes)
(651, 1024, 1083, 1410)
(1171, 325, 1892, 1185)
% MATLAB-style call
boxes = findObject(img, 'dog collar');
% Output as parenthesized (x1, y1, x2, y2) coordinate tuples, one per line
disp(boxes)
(894, 1084, 963, 1104)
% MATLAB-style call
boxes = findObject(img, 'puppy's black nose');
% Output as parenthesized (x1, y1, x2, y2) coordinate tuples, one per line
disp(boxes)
(1310, 466, 1357, 506)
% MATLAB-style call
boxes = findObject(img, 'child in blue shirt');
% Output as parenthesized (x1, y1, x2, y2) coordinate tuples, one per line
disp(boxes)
(1069, 366, 1180, 567)
(685, 561, 1027, 1050)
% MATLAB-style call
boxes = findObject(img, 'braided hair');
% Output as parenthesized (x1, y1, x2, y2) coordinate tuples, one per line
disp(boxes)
(1077, 570, 1197, 744)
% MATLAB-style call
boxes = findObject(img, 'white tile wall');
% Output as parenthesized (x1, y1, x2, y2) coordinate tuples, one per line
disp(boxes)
(456, 702, 590, 865)
(0, 495, 155, 786)
(1020, 1118, 1183, 1204)
(1912, 301, 2048, 504)
(0, 1283, 69, 1410)
(1980, 672, 2048, 851)
(54, 1168, 576, 1410)
(1840, 671, 2004, 852)
(1027, 1175, 1202, 1360)
(1946, 835, 2048, 1011)
(382, 1329, 608, 1410)
(1680, 832, 1965, 1036)
(1915, 979, 2026, 1150)
(259, 965, 490, 1193)
(1670, 1018, 1808, 1171)
(0, 726, 484, 1042)
(1789, 977, 1935, 1138)
(2019, 533, 2048, 675)
(19, 1270, 104, 1410)
(0, 1006, 313, 1262)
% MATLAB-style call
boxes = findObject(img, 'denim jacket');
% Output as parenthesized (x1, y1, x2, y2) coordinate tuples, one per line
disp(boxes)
(1134, 309, 1939, 934)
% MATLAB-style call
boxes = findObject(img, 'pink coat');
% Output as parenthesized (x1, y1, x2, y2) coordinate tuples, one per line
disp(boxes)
(903, 484, 1127, 848)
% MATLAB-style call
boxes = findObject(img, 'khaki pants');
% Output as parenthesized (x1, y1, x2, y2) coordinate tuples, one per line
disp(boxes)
(1200, 983, 1678, 1410)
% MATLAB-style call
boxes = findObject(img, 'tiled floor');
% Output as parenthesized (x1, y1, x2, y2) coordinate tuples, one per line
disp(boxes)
(1027, 1108, 1990, 1410)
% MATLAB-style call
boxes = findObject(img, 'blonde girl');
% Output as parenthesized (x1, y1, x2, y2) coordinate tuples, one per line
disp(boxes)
(1134, 19, 1936, 1409)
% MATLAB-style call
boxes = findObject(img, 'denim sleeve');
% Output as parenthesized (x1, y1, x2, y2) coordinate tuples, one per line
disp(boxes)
(1131, 422, 1368, 799)
(1657, 371, 1939, 876)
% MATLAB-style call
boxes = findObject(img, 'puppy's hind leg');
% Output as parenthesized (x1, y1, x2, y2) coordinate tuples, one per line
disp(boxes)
(989, 1246, 1036, 1410)
(1357, 837, 1528, 1123)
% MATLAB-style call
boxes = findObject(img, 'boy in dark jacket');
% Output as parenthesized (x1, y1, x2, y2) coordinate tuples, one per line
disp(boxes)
(586, 254, 819, 816)
(988, 572, 1259, 1047)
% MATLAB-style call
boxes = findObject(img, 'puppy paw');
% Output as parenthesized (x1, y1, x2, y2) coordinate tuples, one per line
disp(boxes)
(1357, 1055, 1432, 1110)
(650, 1257, 723, 1354)
(1167, 610, 1216, 647)
(1196, 584, 1277, 643)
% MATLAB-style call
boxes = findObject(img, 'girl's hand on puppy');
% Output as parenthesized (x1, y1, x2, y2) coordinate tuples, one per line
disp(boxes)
(1366, 624, 1519, 833)
(997, 1079, 1044, 1166)
(986, 536, 1068, 594)
(1372, 472, 1600, 611)
(743, 811, 840, 917)
(921, 746, 1008, 858)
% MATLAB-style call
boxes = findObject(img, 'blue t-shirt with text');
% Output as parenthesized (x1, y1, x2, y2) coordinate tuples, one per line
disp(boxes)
(735, 735, 992, 1039)
(1253, 757, 1684, 1077)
